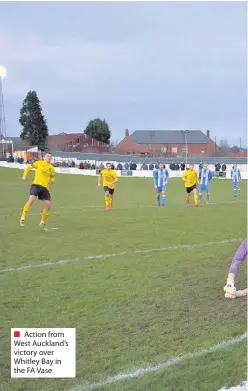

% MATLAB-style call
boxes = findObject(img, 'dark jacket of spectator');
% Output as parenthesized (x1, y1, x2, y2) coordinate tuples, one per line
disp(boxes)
(215, 163, 221, 172)
(149, 163, 154, 170)
(117, 163, 123, 170)
(130, 163, 137, 170)
(175, 163, 179, 171)
(141, 163, 148, 170)
(169, 163, 175, 170)
(111, 163, 115, 169)
(222, 164, 226, 172)
(7, 155, 14, 163)
(180, 163, 185, 171)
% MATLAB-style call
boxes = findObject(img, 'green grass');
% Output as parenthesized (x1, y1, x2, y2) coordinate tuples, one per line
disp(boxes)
(0, 167, 247, 391)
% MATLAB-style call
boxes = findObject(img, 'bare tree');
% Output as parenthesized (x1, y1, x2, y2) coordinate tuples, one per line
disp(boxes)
(217, 139, 232, 156)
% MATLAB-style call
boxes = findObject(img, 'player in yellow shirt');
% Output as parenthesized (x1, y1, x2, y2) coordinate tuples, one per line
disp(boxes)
(182, 164, 199, 207)
(98, 163, 118, 211)
(20, 152, 55, 229)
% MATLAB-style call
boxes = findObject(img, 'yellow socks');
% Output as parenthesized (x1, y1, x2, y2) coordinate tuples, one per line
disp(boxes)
(21, 203, 31, 220)
(193, 193, 198, 205)
(40, 209, 50, 224)
(104, 194, 110, 208)
(105, 194, 114, 209)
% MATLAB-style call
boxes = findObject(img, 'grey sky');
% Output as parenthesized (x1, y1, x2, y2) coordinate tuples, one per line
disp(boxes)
(0, 2, 247, 146)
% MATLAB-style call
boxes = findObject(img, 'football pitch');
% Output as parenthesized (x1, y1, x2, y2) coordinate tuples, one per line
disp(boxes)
(0, 167, 247, 391)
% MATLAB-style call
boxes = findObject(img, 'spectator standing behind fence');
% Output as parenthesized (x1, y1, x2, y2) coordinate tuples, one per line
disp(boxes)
(130, 162, 137, 170)
(149, 163, 154, 170)
(7, 155, 14, 163)
(124, 162, 129, 170)
(180, 162, 185, 171)
(117, 163, 123, 170)
(175, 163, 179, 171)
(215, 162, 221, 172)
(222, 163, 226, 172)
(169, 162, 175, 170)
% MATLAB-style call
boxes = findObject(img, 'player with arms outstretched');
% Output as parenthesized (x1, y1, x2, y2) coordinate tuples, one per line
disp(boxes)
(153, 163, 169, 207)
(20, 152, 55, 230)
(182, 164, 199, 207)
(230, 164, 241, 196)
(198, 163, 212, 204)
(98, 163, 118, 211)
(224, 240, 247, 299)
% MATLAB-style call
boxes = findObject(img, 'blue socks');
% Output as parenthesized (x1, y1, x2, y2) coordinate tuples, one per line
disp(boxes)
(162, 195, 166, 206)
(199, 193, 209, 202)
(157, 195, 167, 206)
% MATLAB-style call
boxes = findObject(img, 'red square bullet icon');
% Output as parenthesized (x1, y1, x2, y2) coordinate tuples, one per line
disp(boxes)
(14, 331, 20, 337)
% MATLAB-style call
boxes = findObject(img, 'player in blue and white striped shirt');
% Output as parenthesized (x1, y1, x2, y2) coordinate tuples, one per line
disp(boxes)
(153, 163, 169, 207)
(230, 164, 241, 196)
(198, 164, 212, 204)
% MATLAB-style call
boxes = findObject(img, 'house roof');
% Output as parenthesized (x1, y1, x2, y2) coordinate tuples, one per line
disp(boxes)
(130, 130, 209, 145)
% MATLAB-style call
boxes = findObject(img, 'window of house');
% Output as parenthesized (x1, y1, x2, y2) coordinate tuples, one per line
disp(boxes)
(172, 146, 177, 153)
(77, 138, 80, 144)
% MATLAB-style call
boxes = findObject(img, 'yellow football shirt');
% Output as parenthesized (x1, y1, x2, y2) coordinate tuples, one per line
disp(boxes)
(182, 169, 198, 188)
(23, 160, 55, 190)
(101, 169, 118, 189)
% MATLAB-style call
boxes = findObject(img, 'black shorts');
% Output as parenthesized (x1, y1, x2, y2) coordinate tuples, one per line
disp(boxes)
(186, 184, 197, 194)
(104, 186, 114, 195)
(30, 184, 51, 201)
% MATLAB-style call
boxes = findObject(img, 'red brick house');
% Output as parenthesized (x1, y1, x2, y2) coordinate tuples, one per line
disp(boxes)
(48, 133, 110, 153)
(115, 129, 218, 157)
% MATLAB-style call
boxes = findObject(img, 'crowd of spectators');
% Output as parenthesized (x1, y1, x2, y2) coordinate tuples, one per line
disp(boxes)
(214, 162, 227, 172)
(2, 157, 233, 173)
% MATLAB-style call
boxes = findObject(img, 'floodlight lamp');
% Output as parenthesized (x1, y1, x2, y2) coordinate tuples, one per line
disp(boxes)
(0, 65, 7, 78)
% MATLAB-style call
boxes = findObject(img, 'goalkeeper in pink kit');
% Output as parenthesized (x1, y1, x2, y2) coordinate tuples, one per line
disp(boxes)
(224, 240, 248, 299)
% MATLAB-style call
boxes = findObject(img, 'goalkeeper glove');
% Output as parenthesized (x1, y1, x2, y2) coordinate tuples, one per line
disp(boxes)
(224, 279, 236, 298)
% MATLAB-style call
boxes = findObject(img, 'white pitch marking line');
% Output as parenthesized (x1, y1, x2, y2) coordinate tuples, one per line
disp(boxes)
(0, 200, 245, 218)
(70, 333, 247, 391)
(0, 238, 241, 274)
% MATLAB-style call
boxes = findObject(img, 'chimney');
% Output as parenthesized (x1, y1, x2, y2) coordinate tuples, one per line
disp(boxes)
(206, 129, 210, 139)
(125, 129, 129, 137)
